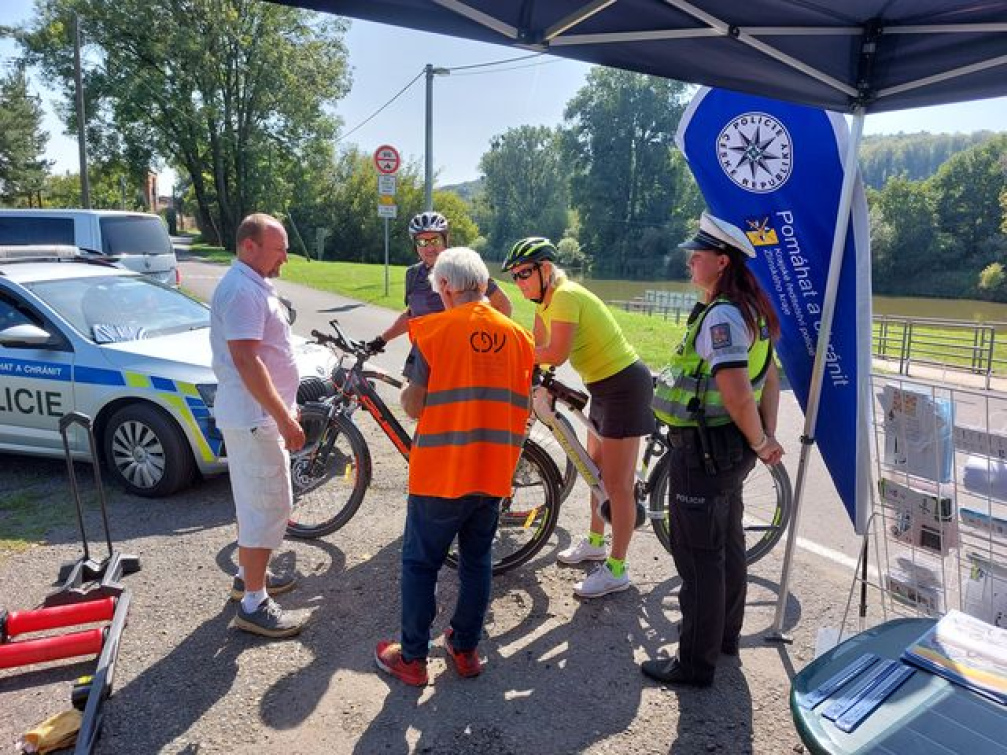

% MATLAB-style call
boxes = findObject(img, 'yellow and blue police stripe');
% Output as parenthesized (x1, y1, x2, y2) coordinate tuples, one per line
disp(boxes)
(0, 356, 221, 462)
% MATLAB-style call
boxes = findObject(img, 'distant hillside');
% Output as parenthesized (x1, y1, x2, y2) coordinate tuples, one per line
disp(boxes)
(438, 177, 483, 204)
(859, 131, 998, 188)
(438, 133, 999, 198)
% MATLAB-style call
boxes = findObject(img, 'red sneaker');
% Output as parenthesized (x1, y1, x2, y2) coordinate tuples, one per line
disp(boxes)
(374, 641, 428, 686)
(444, 628, 482, 678)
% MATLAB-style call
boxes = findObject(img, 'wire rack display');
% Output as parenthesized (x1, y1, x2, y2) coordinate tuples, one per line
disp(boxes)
(865, 374, 1007, 628)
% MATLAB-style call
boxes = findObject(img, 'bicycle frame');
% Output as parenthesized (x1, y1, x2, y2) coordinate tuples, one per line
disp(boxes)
(313, 320, 413, 458)
(534, 371, 668, 521)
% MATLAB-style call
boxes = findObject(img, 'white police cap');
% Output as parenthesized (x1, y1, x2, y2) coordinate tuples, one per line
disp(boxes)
(678, 212, 756, 259)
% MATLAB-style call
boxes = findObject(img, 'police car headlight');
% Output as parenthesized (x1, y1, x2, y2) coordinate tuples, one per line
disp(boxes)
(196, 383, 217, 407)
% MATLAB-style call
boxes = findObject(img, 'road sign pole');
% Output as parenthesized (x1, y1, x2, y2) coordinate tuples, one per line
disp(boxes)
(383, 217, 390, 297)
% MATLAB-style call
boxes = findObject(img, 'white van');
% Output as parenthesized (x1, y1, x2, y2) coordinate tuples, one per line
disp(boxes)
(0, 209, 179, 286)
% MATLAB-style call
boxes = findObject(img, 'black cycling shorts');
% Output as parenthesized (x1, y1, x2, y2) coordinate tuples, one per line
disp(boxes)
(586, 359, 656, 439)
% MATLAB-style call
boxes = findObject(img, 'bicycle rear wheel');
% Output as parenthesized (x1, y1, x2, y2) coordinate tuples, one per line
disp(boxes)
(287, 406, 372, 539)
(445, 438, 562, 575)
(649, 456, 793, 566)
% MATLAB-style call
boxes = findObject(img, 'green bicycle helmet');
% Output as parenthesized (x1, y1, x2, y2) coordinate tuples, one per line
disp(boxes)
(501, 236, 558, 272)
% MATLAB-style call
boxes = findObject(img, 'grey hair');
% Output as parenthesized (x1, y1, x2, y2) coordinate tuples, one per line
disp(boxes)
(429, 247, 489, 296)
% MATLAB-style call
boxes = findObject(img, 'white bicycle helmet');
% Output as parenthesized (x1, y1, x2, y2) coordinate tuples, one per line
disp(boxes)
(408, 211, 449, 238)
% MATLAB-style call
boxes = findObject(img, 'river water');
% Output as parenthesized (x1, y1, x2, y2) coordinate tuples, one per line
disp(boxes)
(574, 275, 1007, 323)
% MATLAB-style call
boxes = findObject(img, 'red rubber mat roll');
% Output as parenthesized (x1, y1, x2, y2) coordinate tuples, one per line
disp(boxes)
(0, 627, 104, 669)
(4, 597, 115, 639)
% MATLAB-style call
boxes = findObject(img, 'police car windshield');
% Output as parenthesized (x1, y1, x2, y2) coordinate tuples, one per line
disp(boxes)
(26, 274, 209, 343)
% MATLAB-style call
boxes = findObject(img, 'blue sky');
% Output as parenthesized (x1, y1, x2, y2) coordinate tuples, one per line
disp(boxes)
(2, 3, 1007, 187)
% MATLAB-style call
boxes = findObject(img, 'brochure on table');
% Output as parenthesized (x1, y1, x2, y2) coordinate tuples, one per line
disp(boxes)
(901, 609, 1007, 705)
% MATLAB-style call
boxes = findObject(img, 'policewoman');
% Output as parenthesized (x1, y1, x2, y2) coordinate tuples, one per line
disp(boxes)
(642, 213, 783, 687)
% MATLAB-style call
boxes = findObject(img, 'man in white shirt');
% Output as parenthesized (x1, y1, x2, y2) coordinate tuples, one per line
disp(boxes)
(210, 213, 307, 638)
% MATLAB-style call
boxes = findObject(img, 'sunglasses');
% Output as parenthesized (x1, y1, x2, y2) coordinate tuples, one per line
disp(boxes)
(511, 266, 538, 281)
(415, 237, 445, 249)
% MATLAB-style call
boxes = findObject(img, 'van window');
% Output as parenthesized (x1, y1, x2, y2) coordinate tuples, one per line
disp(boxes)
(99, 216, 173, 256)
(0, 217, 75, 246)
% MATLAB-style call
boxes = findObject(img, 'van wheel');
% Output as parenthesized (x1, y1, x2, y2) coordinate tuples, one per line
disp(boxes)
(103, 404, 195, 497)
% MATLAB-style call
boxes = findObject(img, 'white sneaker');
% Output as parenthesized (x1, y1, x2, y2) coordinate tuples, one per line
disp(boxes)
(574, 563, 631, 598)
(557, 538, 608, 565)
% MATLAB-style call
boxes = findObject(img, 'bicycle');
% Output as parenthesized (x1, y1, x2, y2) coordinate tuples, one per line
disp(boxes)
(533, 368, 794, 566)
(286, 319, 563, 575)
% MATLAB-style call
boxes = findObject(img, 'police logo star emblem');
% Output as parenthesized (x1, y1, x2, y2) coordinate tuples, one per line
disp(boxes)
(717, 113, 793, 194)
(710, 324, 733, 349)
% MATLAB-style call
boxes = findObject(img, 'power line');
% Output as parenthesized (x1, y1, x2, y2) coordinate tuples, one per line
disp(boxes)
(444, 52, 544, 73)
(337, 68, 425, 144)
(450, 58, 564, 77)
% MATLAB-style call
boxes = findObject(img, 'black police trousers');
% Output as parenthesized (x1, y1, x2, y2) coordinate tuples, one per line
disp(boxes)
(666, 426, 757, 683)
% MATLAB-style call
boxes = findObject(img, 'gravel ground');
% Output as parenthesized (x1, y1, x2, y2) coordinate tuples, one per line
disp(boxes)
(0, 393, 868, 755)
(1, 260, 864, 754)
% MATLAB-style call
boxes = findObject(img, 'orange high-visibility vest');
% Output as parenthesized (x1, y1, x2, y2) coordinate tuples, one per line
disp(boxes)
(408, 301, 535, 499)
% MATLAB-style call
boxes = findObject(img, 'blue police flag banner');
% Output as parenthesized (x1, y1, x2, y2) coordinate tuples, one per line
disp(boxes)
(676, 87, 873, 533)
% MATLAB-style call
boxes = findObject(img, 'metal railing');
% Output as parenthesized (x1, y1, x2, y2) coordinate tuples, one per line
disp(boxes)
(609, 296, 1007, 390)
(873, 316, 1007, 390)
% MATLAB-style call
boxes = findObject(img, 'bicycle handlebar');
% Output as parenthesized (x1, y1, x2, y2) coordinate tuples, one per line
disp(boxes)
(311, 320, 382, 360)
(535, 367, 589, 413)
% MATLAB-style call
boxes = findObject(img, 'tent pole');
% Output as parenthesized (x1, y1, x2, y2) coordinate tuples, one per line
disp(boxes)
(767, 108, 866, 642)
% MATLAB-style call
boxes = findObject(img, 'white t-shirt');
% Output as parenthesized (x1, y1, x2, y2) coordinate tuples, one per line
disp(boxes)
(694, 302, 753, 374)
(210, 261, 299, 429)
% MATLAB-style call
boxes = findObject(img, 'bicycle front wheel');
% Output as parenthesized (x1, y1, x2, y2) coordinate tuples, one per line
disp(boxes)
(445, 438, 562, 576)
(529, 419, 578, 504)
(649, 456, 793, 566)
(287, 406, 372, 539)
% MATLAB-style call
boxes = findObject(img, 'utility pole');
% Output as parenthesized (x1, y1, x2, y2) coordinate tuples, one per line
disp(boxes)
(73, 13, 91, 208)
(423, 64, 449, 211)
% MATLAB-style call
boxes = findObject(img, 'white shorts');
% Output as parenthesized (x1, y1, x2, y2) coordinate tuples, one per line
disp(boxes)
(222, 425, 292, 550)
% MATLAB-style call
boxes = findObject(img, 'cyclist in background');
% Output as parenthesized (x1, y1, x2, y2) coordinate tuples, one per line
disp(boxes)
(502, 237, 654, 599)
(641, 212, 783, 687)
(368, 211, 512, 373)
(374, 247, 534, 686)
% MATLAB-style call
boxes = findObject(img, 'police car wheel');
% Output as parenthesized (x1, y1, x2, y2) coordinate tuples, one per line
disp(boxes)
(103, 403, 195, 497)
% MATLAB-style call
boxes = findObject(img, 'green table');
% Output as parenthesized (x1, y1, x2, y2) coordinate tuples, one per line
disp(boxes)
(790, 617, 1007, 754)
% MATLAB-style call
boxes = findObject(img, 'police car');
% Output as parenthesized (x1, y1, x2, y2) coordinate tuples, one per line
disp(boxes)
(0, 251, 334, 497)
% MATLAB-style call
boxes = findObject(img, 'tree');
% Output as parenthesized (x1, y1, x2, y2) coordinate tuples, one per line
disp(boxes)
(978, 262, 1005, 292)
(286, 146, 479, 266)
(0, 67, 51, 206)
(476, 125, 568, 257)
(869, 176, 943, 292)
(561, 68, 693, 277)
(929, 134, 1007, 266)
(25, 0, 350, 247)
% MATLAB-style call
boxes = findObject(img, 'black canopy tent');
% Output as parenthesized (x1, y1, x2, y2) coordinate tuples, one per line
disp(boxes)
(269, 0, 1007, 634)
(272, 1, 1007, 114)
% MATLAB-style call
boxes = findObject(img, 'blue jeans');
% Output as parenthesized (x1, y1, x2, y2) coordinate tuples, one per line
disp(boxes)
(400, 493, 499, 661)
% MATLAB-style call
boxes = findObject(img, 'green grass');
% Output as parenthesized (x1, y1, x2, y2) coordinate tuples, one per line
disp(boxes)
(0, 489, 74, 558)
(188, 242, 233, 264)
(186, 243, 1007, 374)
(186, 244, 685, 368)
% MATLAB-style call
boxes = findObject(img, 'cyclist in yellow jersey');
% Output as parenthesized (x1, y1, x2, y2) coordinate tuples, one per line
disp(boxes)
(503, 237, 654, 598)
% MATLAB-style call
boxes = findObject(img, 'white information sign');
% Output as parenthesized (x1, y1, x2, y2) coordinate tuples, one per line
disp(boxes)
(377, 204, 398, 219)
(378, 175, 397, 196)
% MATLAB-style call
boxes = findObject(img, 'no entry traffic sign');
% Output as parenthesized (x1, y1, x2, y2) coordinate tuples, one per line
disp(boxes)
(374, 144, 401, 175)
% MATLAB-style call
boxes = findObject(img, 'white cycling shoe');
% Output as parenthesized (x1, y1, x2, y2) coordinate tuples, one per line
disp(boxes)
(574, 562, 631, 598)
(556, 538, 608, 565)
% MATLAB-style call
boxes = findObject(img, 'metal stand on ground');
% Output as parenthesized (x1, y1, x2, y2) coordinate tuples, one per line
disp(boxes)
(48, 412, 140, 607)
(0, 411, 140, 753)
(835, 513, 888, 648)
